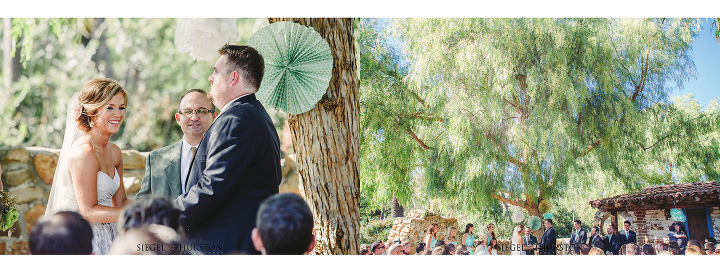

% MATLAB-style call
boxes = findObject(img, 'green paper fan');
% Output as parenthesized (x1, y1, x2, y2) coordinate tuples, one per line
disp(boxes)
(248, 21, 333, 115)
(543, 212, 553, 220)
(670, 208, 686, 222)
(527, 216, 542, 231)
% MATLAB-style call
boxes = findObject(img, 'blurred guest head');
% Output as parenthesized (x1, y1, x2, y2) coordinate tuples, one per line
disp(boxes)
(109, 225, 181, 255)
(388, 244, 404, 255)
(641, 244, 656, 255)
(252, 193, 315, 255)
(29, 211, 93, 255)
(118, 196, 182, 234)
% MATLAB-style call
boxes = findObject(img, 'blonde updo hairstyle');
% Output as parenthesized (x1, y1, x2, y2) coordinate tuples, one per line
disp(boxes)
(76, 78, 127, 133)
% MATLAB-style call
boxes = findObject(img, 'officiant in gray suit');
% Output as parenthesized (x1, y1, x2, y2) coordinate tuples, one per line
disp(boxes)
(136, 89, 217, 199)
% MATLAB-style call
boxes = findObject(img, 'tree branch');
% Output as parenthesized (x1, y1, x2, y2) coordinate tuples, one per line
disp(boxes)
(405, 127, 433, 150)
(491, 193, 524, 208)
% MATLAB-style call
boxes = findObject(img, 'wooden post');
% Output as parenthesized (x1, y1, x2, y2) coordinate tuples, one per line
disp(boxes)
(610, 211, 618, 231)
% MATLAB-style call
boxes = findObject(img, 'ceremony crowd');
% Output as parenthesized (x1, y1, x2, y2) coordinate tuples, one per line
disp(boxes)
(362, 219, 720, 255)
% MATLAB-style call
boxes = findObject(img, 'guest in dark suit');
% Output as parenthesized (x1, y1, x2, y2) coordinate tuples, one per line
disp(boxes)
(619, 220, 637, 245)
(137, 89, 217, 199)
(522, 226, 538, 255)
(603, 224, 622, 255)
(569, 220, 587, 255)
(588, 225, 604, 248)
(174, 45, 282, 254)
(539, 219, 556, 255)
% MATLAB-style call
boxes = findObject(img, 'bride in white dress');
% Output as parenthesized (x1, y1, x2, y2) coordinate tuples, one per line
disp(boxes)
(45, 79, 131, 255)
(510, 224, 526, 255)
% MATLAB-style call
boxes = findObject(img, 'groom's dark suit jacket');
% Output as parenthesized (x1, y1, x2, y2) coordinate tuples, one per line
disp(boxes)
(174, 94, 282, 255)
(539, 227, 557, 255)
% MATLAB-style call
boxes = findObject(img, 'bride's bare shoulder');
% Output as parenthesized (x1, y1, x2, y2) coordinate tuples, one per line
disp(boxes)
(67, 139, 98, 167)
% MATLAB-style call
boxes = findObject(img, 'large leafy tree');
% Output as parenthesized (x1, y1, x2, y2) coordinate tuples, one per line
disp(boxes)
(360, 18, 709, 225)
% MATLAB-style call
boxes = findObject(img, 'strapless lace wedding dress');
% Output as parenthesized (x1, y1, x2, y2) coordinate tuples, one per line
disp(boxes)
(91, 168, 121, 255)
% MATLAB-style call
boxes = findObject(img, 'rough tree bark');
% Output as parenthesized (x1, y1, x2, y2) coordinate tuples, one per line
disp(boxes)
(267, 18, 360, 255)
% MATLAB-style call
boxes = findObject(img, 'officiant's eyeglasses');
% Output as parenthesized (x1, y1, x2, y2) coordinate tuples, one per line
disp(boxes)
(179, 108, 215, 117)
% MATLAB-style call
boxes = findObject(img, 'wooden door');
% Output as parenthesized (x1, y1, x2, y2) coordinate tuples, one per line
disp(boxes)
(685, 208, 709, 242)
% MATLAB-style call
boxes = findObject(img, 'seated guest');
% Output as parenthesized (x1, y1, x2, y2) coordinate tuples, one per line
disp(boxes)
(715, 243, 720, 255)
(370, 240, 386, 255)
(457, 250, 470, 255)
(687, 239, 703, 249)
(29, 211, 93, 255)
(705, 237, 716, 244)
(669, 246, 681, 255)
(704, 242, 715, 255)
(641, 244, 656, 255)
(603, 224, 621, 255)
(109, 225, 182, 255)
(359, 247, 371, 255)
(580, 244, 591, 255)
(657, 250, 673, 255)
(424, 249, 433, 255)
(685, 245, 704, 255)
(624, 243, 639, 255)
(118, 196, 182, 234)
(588, 247, 605, 255)
(251, 193, 316, 255)
(655, 242, 669, 253)
(432, 245, 451, 255)
(401, 241, 412, 255)
(415, 242, 426, 254)
(447, 243, 456, 255)
(388, 244, 404, 255)
(475, 244, 489, 255)
(457, 244, 468, 254)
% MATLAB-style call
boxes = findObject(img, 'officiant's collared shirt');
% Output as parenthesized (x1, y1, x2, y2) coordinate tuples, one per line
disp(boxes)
(181, 139, 199, 194)
(219, 94, 252, 116)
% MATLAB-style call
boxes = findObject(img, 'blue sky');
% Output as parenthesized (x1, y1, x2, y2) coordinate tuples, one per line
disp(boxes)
(669, 19, 720, 109)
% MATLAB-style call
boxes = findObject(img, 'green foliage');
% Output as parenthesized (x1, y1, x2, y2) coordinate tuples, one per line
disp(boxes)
(0, 18, 286, 151)
(359, 18, 717, 231)
(0, 190, 19, 231)
(359, 217, 393, 245)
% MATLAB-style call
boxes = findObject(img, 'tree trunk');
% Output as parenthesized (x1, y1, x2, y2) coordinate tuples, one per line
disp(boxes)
(267, 18, 360, 255)
(391, 195, 404, 217)
(2, 18, 21, 94)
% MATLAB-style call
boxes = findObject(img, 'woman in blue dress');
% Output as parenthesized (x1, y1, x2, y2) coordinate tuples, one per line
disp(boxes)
(460, 223, 475, 255)
(424, 225, 438, 250)
(445, 226, 458, 250)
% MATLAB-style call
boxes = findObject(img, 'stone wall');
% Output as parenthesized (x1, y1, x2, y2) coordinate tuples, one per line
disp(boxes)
(386, 209, 459, 245)
(0, 146, 299, 255)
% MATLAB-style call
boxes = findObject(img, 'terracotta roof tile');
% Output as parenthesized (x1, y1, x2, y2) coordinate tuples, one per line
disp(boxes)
(589, 181, 720, 207)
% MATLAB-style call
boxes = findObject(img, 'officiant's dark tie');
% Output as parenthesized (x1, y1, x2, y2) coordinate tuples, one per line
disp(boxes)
(184, 146, 198, 193)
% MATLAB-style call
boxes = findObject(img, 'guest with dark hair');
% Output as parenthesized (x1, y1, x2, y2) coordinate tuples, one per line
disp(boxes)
(359, 246, 371, 255)
(668, 221, 688, 254)
(704, 242, 715, 255)
(603, 224, 621, 255)
(641, 244, 656, 255)
(687, 239, 703, 249)
(447, 243, 456, 255)
(424, 225, 438, 249)
(118, 196, 182, 234)
(432, 245, 451, 255)
(370, 240, 386, 255)
(29, 211, 93, 255)
(415, 242, 426, 254)
(619, 220, 636, 245)
(402, 241, 412, 255)
(250, 193, 315, 255)
(539, 219, 556, 255)
(580, 244, 591, 255)
(569, 220, 587, 255)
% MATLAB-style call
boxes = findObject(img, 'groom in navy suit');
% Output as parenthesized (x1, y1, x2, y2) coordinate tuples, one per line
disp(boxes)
(174, 45, 282, 255)
(539, 219, 557, 255)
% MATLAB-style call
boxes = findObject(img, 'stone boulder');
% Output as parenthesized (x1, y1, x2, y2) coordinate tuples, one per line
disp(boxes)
(2, 167, 36, 187)
(386, 209, 459, 245)
(121, 150, 146, 170)
(2, 147, 30, 163)
(32, 151, 59, 185)
(122, 169, 145, 195)
(24, 204, 46, 234)
(10, 186, 44, 204)
(8, 240, 29, 255)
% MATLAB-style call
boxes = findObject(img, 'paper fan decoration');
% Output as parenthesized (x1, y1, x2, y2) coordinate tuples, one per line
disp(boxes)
(543, 212, 553, 220)
(247, 21, 333, 115)
(538, 200, 550, 214)
(670, 208, 686, 222)
(175, 18, 240, 61)
(527, 216, 542, 231)
(511, 208, 525, 223)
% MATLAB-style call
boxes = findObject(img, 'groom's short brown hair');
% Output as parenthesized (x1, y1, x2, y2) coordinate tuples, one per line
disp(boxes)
(219, 44, 264, 91)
